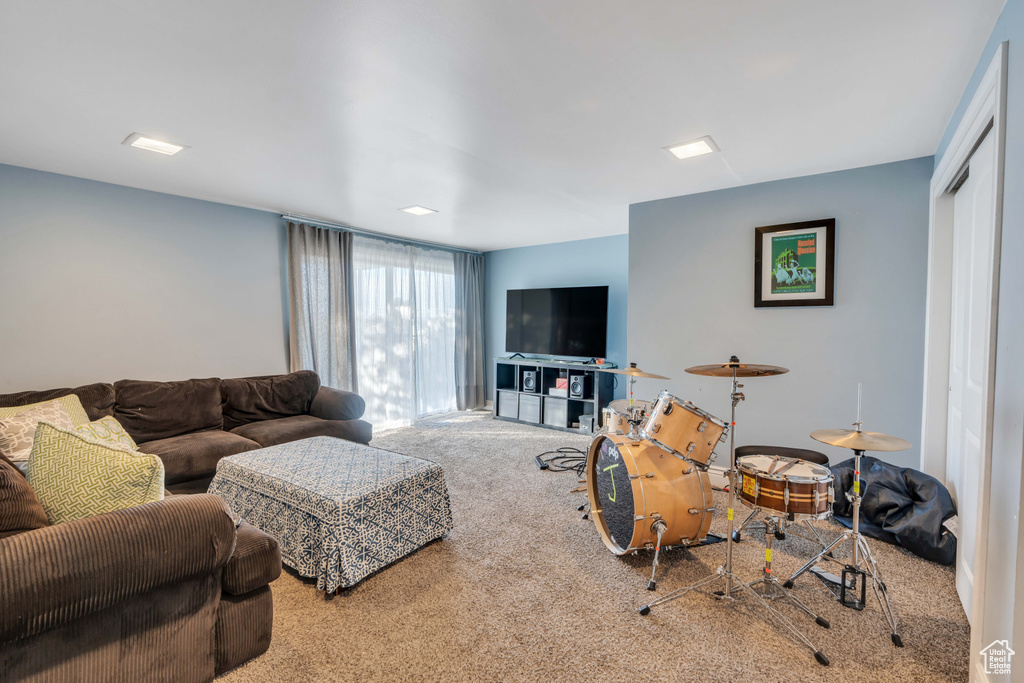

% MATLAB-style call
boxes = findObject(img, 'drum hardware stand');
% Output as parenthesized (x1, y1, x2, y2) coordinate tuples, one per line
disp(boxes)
(732, 508, 830, 549)
(647, 520, 667, 590)
(784, 426, 904, 648)
(638, 357, 829, 666)
(746, 516, 831, 634)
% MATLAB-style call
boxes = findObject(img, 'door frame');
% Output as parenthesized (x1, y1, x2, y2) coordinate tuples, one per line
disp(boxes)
(920, 41, 1006, 675)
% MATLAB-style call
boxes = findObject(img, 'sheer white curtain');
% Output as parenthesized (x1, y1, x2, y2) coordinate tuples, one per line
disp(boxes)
(352, 236, 456, 430)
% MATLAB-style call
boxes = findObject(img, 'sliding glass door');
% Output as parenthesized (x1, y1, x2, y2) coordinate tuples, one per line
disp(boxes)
(352, 236, 456, 430)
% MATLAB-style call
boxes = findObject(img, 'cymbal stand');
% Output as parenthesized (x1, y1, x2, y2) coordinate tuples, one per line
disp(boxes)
(783, 440, 904, 648)
(638, 357, 829, 666)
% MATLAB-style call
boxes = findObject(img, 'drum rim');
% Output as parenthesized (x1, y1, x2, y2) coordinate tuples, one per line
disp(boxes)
(652, 390, 729, 427)
(736, 454, 832, 480)
(639, 432, 711, 469)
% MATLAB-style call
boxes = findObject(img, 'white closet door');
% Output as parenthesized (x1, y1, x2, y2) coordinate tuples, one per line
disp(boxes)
(945, 131, 996, 622)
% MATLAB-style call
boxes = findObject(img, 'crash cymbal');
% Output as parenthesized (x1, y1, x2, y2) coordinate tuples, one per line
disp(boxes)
(810, 429, 911, 452)
(603, 363, 669, 380)
(685, 362, 789, 378)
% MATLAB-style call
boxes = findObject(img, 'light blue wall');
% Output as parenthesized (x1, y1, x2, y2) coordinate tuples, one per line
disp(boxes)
(629, 157, 932, 469)
(484, 234, 628, 398)
(0, 163, 289, 391)
(934, 0, 1024, 653)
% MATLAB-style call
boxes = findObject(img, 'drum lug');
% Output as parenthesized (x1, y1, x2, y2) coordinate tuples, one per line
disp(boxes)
(698, 420, 706, 433)
(662, 402, 673, 416)
(686, 442, 695, 453)
(650, 423, 662, 435)
(689, 507, 715, 515)
(784, 486, 790, 507)
(628, 472, 657, 480)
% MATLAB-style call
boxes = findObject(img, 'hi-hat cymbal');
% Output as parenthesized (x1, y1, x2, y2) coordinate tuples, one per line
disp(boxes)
(603, 363, 669, 380)
(685, 362, 789, 378)
(810, 429, 911, 452)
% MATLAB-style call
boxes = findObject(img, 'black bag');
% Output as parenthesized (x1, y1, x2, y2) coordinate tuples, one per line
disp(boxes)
(831, 456, 957, 565)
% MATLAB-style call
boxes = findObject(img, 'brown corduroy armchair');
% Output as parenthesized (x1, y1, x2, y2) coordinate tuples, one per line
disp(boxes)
(1, 493, 281, 681)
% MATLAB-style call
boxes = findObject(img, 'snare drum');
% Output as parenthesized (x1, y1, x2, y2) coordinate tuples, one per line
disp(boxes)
(640, 390, 728, 467)
(737, 454, 834, 520)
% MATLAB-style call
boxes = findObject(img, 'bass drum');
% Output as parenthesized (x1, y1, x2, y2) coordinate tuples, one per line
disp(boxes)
(586, 433, 714, 555)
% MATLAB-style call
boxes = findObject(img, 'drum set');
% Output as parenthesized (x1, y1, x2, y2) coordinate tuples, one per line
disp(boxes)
(582, 357, 909, 666)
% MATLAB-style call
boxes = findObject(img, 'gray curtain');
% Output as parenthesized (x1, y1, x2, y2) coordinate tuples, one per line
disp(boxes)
(287, 222, 357, 392)
(453, 251, 486, 410)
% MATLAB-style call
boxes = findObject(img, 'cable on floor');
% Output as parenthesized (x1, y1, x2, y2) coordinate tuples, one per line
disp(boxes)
(534, 447, 588, 475)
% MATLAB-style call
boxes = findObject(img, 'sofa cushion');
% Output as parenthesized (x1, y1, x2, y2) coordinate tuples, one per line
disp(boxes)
(0, 451, 49, 539)
(139, 430, 261, 485)
(114, 378, 223, 443)
(0, 383, 115, 422)
(27, 422, 165, 525)
(220, 371, 320, 431)
(223, 521, 282, 595)
(74, 416, 138, 452)
(230, 415, 372, 447)
(0, 400, 76, 464)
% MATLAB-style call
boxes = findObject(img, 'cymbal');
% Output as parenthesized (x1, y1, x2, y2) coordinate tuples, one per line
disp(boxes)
(603, 363, 669, 380)
(685, 362, 789, 378)
(810, 429, 911, 452)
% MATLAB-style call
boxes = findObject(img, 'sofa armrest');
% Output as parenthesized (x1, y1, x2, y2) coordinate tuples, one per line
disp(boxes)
(309, 386, 366, 422)
(0, 494, 236, 643)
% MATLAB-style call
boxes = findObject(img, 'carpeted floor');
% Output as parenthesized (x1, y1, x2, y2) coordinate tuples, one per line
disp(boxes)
(221, 411, 969, 682)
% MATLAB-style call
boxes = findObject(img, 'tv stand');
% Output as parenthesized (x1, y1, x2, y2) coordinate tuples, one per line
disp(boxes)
(493, 358, 615, 435)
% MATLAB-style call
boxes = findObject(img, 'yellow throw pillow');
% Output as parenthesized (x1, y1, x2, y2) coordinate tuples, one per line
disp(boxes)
(0, 394, 90, 426)
(0, 400, 76, 464)
(74, 416, 138, 452)
(27, 422, 164, 525)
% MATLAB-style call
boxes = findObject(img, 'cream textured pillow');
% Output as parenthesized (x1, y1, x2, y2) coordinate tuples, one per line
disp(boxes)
(74, 416, 138, 452)
(27, 422, 164, 524)
(0, 394, 90, 426)
(0, 400, 76, 464)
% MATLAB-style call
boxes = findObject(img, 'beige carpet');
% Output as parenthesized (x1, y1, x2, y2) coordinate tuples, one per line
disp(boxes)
(221, 411, 969, 682)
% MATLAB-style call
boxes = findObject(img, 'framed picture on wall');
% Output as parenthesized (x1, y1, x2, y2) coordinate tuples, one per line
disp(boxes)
(754, 218, 835, 307)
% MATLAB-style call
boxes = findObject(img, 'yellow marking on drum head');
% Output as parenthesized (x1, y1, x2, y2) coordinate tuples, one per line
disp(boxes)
(603, 463, 620, 502)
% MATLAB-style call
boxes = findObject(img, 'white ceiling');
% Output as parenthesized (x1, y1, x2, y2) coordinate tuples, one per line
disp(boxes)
(0, 1, 1004, 251)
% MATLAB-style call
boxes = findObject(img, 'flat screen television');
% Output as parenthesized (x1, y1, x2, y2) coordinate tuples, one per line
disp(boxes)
(505, 286, 609, 358)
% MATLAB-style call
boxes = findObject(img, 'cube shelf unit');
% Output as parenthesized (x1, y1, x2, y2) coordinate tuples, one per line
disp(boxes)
(493, 358, 615, 435)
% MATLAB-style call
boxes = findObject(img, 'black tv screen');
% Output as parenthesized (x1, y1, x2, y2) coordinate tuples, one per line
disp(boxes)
(506, 286, 609, 358)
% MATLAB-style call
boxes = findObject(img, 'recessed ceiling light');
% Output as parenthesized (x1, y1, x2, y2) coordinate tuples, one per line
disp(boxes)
(400, 205, 437, 216)
(122, 132, 188, 156)
(665, 135, 719, 160)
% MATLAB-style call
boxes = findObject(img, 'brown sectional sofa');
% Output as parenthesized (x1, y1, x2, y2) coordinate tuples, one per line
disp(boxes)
(0, 370, 372, 494)
(0, 370, 371, 681)
(1, 491, 281, 681)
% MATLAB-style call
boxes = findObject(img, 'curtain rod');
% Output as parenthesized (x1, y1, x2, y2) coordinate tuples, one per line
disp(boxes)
(280, 214, 483, 256)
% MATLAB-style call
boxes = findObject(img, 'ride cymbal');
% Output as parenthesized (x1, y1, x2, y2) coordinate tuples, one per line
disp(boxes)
(810, 429, 911, 452)
(685, 362, 789, 378)
(603, 363, 669, 380)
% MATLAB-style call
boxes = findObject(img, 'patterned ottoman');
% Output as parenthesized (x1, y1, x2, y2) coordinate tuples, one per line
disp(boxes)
(208, 436, 453, 594)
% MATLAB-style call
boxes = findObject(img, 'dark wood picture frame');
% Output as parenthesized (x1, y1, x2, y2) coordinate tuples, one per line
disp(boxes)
(754, 218, 836, 308)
